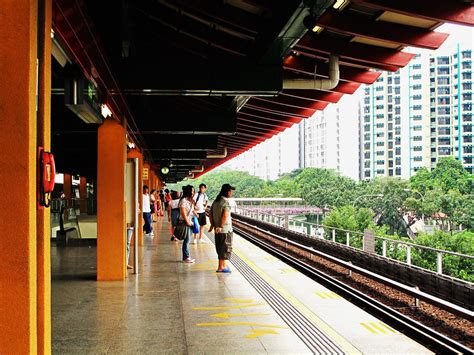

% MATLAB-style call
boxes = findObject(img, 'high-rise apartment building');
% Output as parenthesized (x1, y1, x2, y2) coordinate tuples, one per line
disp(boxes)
(223, 124, 299, 180)
(359, 45, 473, 179)
(300, 94, 360, 180)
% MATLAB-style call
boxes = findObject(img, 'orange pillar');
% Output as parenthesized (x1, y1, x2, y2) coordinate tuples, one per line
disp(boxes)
(0, 0, 42, 352)
(63, 173, 72, 199)
(37, 0, 52, 352)
(97, 118, 126, 280)
(79, 177, 87, 213)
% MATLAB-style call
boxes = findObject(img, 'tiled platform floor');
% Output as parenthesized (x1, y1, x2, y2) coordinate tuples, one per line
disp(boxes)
(52, 218, 310, 354)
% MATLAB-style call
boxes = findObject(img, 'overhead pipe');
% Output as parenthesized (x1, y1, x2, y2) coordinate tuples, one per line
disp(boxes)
(207, 147, 228, 159)
(283, 54, 339, 90)
(191, 166, 204, 173)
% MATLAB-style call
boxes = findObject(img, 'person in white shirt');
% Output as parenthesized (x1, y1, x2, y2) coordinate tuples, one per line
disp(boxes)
(192, 183, 209, 244)
(142, 185, 153, 236)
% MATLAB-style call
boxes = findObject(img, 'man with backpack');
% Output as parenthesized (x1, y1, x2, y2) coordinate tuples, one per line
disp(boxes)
(192, 183, 208, 244)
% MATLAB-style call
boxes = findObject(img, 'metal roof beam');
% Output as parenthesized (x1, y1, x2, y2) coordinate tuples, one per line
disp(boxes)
(352, 0, 474, 27)
(314, 8, 449, 50)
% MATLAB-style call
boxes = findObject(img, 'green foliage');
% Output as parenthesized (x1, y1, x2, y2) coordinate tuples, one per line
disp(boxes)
(355, 177, 411, 235)
(294, 168, 357, 208)
(323, 206, 374, 246)
(411, 230, 474, 282)
(167, 170, 268, 200)
(408, 157, 474, 229)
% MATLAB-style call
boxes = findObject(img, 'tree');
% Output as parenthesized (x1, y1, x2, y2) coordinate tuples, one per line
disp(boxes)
(323, 205, 375, 246)
(408, 157, 474, 230)
(355, 177, 411, 235)
(294, 168, 357, 208)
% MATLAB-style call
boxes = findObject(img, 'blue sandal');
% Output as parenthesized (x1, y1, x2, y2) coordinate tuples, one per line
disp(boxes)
(216, 267, 231, 273)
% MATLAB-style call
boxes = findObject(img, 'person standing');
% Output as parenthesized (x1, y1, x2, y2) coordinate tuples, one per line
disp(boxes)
(142, 185, 153, 236)
(178, 185, 196, 263)
(150, 189, 157, 222)
(209, 184, 235, 273)
(168, 190, 180, 241)
(193, 183, 209, 244)
(159, 190, 165, 216)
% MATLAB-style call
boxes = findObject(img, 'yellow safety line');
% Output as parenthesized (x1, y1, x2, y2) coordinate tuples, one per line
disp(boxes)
(245, 329, 279, 338)
(211, 312, 271, 319)
(224, 298, 253, 303)
(196, 322, 288, 328)
(369, 322, 388, 334)
(315, 292, 328, 299)
(375, 322, 397, 334)
(233, 247, 362, 355)
(360, 323, 378, 334)
(193, 303, 267, 310)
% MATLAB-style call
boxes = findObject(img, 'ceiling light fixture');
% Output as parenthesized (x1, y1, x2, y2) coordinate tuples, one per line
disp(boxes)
(333, 0, 348, 10)
(303, 16, 324, 34)
(101, 104, 112, 118)
(161, 166, 169, 175)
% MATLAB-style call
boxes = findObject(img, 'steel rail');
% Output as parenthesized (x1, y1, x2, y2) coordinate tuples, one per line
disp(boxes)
(233, 224, 473, 354)
(234, 219, 473, 321)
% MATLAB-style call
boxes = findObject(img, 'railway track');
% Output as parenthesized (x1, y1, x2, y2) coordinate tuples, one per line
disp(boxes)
(233, 220, 474, 354)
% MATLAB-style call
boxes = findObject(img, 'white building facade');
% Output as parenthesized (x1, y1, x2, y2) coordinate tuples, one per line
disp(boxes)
(359, 45, 473, 179)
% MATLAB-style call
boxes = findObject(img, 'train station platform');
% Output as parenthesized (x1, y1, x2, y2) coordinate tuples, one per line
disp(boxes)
(52, 218, 432, 354)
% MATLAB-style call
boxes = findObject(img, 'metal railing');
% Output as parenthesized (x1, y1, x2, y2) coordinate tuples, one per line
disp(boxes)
(237, 208, 474, 282)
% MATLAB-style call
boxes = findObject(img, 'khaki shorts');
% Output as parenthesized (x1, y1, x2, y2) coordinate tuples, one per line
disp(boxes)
(215, 232, 233, 260)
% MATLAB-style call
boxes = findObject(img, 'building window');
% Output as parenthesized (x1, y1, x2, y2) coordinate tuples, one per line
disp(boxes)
(462, 50, 472, 59)
(438, 107, 451, 115)
(438, 137, 451, 145)
(438, 117, 450, 125)
(438, 147, 451, 156)
(438, 127, 451, 135)
(462, 72, 472, 80)
(395, 167, 401, 176)
(437, 78, 450, 85)
(412, 74, 422, 80)
(463, 82, 472, 91)
(438, 57, 449, 65)
(463, 103, 472, 112)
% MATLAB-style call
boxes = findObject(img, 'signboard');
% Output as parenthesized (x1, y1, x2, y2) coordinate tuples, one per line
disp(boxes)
(363, 229, 376, 254)
(143, 167, 149, 180)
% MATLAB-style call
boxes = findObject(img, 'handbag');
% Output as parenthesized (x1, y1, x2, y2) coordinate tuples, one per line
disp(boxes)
(192, 216, 200, 234)
(174, 220, 189, 240)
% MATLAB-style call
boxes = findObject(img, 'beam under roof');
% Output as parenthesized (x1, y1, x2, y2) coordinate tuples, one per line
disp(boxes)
(352, 0, 474, 26)
(315, 8, 449, 50)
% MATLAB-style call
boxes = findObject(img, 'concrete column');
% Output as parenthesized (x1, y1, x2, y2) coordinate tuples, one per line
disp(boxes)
(36, 0, 52, 352)
(0, 0, 43, 352)
(79, 177, 87, 213)
(97, 119, 127, 280)
(63, 173, 72, 199)
(127, 149, 143, 245)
